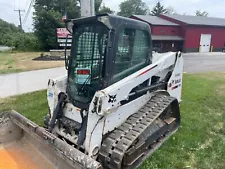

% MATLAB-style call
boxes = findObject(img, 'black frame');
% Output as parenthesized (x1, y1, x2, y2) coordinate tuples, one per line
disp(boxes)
(67, 14, 152, 109)
(110, 23, 152, 84)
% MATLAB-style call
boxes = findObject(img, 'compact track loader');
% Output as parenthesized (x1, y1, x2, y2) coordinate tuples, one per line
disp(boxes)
(0, 14, 183, 169)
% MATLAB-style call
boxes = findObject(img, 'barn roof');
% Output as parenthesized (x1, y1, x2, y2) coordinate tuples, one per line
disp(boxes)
(162, 14, 225, 27)
(132, 15, 179, 26)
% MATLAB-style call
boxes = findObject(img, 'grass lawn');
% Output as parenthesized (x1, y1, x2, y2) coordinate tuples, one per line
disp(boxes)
(1, 73, 225, 169)
(0, 52, 64, 74)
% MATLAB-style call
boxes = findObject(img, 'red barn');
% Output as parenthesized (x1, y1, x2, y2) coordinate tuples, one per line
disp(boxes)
(131, 14, 225, 53)
(131, 15, 184, 52)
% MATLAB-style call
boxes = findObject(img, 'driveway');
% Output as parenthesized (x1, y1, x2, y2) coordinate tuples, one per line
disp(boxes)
(183, 52, 225, 73)
(0, 67, 66, 98)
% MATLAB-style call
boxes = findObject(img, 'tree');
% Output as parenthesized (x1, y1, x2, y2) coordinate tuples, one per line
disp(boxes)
(33, 0, 80, 50)
(150, 2, 168, 16)
(0, 18, 38, 51)
(34, 0, 113, 50)
(0, 18, 22, 46)
(196, 10, 208, 17)
(95, 0, 102, 13)
(95, 0, 114, 14)
(117, 0, 149, 17)
(97, 6, 114, 14)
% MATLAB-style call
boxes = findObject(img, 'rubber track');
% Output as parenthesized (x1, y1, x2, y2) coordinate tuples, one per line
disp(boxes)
(98, 94, 176, 169)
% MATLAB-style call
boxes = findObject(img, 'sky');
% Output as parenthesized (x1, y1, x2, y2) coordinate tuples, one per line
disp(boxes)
(0, 0, 225, 32)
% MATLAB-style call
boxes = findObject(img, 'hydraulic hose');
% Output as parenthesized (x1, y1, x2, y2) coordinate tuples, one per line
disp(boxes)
(48, 92, 67, 132)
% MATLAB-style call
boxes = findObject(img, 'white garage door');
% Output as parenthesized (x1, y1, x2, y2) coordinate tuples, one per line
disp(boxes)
(200, 34, 211, 52)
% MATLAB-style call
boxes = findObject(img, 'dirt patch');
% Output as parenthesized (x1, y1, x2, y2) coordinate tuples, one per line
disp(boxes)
(0, 52, 64, 74)
(33, 56, 64, 61)
(184, 153, 197, 169)
(198, 73, 225, 81)
(198, 138, 213, 150)
(216, 84, 225, 96)
(0, 97, 15, 105)
(18, 60, 64, 71)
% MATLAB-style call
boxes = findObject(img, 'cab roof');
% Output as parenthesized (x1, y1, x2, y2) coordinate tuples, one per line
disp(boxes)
(69, 14, 150, 31)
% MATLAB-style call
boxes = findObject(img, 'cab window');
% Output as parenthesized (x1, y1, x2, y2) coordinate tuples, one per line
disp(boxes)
(112, 28, 150, 83)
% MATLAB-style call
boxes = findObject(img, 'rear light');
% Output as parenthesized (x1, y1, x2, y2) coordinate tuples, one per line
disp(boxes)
(77, 69, 90, 75)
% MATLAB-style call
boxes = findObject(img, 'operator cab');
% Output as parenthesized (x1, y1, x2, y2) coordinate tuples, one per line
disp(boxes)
(65, 14, 152, 108)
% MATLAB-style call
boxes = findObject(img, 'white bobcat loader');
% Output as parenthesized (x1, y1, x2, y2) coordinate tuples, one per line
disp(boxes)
(0, 14, 183, 169)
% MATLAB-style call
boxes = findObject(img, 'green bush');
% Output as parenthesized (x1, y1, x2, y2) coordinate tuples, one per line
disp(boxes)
(11, 33, 40, 51)
(0, 18, 40, 51)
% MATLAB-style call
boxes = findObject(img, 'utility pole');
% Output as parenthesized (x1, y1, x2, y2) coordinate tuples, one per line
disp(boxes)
(15, 9, 26, 51)
(80, 0, 95, 17)
(14, 9, 25, 31)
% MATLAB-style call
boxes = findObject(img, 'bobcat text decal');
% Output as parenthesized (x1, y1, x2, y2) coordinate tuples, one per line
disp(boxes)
(170, 73, 182, 90)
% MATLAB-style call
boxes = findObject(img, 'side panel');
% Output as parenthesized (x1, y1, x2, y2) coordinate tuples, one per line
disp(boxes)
(103, 93, 152, 135)
(87, 118, 105, 159)
(167, 54, 183, 102)
(47, 75, 67, 117)
(84, 106, 102, 155)
(92, 52, 182, 133)
(63, 103, 82, 123)
(98, 52, 177, 117)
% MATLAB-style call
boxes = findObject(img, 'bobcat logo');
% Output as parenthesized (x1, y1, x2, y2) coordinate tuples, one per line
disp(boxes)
(108, 94, 117, 103)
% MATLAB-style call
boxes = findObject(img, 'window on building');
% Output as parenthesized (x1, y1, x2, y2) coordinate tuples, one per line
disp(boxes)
(112, 28, 150, 83)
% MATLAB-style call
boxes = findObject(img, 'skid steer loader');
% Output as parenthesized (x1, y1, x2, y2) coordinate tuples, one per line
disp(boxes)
(0, 14, 183, 169)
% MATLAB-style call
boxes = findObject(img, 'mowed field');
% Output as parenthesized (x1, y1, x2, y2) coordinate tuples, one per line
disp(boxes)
(0, 52, 64, 74)
(1, 73, 225, 169)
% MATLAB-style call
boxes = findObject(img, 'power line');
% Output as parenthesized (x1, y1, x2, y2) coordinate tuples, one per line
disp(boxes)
(25, 0, 30, 8)
(22, 0, 35, 24)
(22, 0, 34, 24)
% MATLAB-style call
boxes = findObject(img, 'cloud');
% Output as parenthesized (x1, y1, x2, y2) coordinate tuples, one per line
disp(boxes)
(105, 0, 225, 17)
(0, 0, 224, 32)
(0, 0, 18, 25)
(159, 0, 225, 16)
(104, 0, 120, 12)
